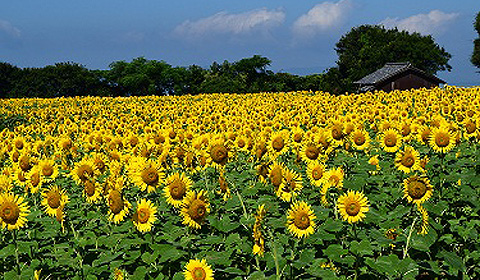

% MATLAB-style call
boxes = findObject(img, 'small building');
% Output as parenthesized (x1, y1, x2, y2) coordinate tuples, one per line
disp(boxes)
(354, 62, 446, 93)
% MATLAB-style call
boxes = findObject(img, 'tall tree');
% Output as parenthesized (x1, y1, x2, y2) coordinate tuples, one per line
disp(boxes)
(334, 25, 452, 92)
(472, 12, 480, 69)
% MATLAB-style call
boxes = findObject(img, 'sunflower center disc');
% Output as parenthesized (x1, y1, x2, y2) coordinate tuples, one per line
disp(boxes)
(402, 155, 415, 167)
(210, 145, 227, 163)
(142, 168, 159, 185)
(466, 122, 476, 134)
(272, 137, 284, 151)
(435, 133, 449, 147)
(346, 201, 361, 216)
(169, 180, 186, 200)
(294, 212, 310, 230)
(293, 133, 302, 143)
(192, 267, 206, 280)
(95, 160, 105, 171)
(189, 200, 207, 221)
(19, 158, 30, 171)
(312, 167, 323, 180)
(78, 165, 93, 181)
(137, 208, 150, 224)
(85, 181, 95, 197)
(31, 173, 40, 187)
(269, 168, 283, 187)
(408, 181, 427, 199)
(47, 192, 61, 209)
(385, 135, 396, 147)
(43, 166, 54, 176)
(109, 190, 124, 214)
(306, 146, 319, 160)
(355, 135, 366, 145)
(332, 127, 343, 140)
(1, 202, 20, 225)
(237, 139, 245, 148)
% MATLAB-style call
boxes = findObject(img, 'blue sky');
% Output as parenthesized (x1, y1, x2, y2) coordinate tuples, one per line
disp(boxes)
(1, 0, 478, 85)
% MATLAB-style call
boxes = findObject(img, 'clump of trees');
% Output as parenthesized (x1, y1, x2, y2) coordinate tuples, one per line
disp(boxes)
(472, 12, 480, 70)
(0, 24, 454, 98)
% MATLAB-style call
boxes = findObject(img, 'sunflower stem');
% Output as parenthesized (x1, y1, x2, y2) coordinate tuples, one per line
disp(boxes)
(269, 233, 281, 280)
(235, 190, 248, 220)
(403, 217, 418, 259)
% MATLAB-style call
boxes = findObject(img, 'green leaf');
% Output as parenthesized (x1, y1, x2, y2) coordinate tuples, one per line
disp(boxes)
(222, 267, 245, 276)
(323, 244, 347, 262)
(131, 266, 148, 280)
(0, 244, 15, 258)
(439, 250, 466, 274)
(247, 271, 266, 279)
(322, 219, 343, 232)
(350, 240, 373, 256)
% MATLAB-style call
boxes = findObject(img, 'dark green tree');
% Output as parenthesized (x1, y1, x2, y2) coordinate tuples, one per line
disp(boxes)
(0, 62, 21, 98)
(334, 25, 452, 93)
(472, 12, 480, 69)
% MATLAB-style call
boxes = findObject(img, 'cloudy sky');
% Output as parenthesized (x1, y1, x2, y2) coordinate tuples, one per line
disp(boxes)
(1, 0, 478, 85)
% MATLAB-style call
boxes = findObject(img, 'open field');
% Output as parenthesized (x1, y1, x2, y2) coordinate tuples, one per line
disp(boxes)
(0, 86, 479, 279)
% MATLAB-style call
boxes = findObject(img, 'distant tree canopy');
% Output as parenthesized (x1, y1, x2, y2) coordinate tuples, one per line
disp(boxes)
(0, 25, 454, 98)
(472, 12, 480, 69)
(330, 25, 452, 93)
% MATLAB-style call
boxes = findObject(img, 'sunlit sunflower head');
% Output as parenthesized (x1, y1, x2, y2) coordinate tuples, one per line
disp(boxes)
(0, 192, 29, 230)
(323, 167, 344, 189)
(17, 152, 33, 172)
(38, 159, 59, 182)
(82, 180, 102, 204)
(349, 129, 371, 151)
(90, 152, 108, 174)
(337, 190, 369, 224)
(26, 166, 43, 194)
(208, 137, 230, 169)
(403, 175, 433, 205)
(326, 119, 345, 147)
(291, 126, 304, 147)
(183, 258, 214, 280)
(267, 130, 290, 159)
(128, 157, 165, 193)
(416, 125, 432, 145)
(0, 174, 13, 193)
(462, 118, 478, 139)
(394, 146, 421, 173)
(107, 189, 131, 224)
(380, 129, 402, 153)
(300, 142, 322, 164)
(41, 185, 69, 217)
(181, 190, 210, 230)
(417, 204, 429, 235)
(163, 172, 192, 208)
(286, 201, 316, 238)
(276, 167, 303, 202)
(71, 158, 97, 184)
(429, 126, 456, 153)
(11, 167, 28, 187)
(132, 198, 157, 233)
(306, 160, 325, 187)
(12, 136, 27, 151)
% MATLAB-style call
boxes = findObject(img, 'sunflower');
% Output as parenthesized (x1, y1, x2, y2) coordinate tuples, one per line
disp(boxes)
(129, 157, 165, 193)
(132, 198, 157, 233)
(38, 159, 59, 182)
(268, 162, 284, 189)
(337, 190, 369, 224)
(71, 158, 97, 184)
(90, 152, 109, 174)
(217, 172, 231, 201)
(183, 259, 214, 280)
(380, 129, 402, 153)
(286, 201, 316, 238)
(417, 204, 429, 235)
(0, 174, 13, 193)
(113, 268, 126, 280)
(349, 129, 371, 151)
(107, 189, 131, 224)
(416, 125, 432, 145)
(326, 119, 345, 147)
(306, 160, 325, 187)
(0, 192, 29, 230)
(26, 166, 43, 194)
(429, 126, 456, 153)
(276, 168, 303, 202)
(41, 185, 69, 217)
(163, 172, 192, 208)
(267, 130, 290, 159)
(300, 142, 322, 164)
(82, 180, 102, 204)
(180, 190, 210, 229)
(394, 146, 421, 173)
(208, 137, 230, 169)
(291, 126, 304, 148)
(403, 175, 433, 205)
(323, 167, 344, 189)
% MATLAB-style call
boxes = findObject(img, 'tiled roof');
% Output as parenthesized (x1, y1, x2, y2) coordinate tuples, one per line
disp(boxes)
(354, 62, 445, 85)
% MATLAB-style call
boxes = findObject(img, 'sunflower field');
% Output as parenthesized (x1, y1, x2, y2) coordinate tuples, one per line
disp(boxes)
(0, 85, 480, 280)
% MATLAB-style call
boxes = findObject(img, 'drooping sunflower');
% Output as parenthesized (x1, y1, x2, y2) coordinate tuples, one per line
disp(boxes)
(180, 190, 210, 230)
(403, 175, 433, 205)
(217, 171, 231, 201)
(417, 204, 429, 235)
(107, 189, 131, 224)
(41, 185, 69, 217)
(268, 161, 284, 189)
(349, 129, 371, 151)
(337, 190, 369, 224)
(394, 146, 421, 173)
(183, 258, 214, 280)
(132, 198, 157, 233)
(129, 157, 165, 193)
(37, 159, 59, 182)
(380, 129, 402, 153)
(163, 172, 192, 208)
(429, 126, 456, 153)
(306, 160, 325, 187)
(82, 180, 103, 204)
(276, 167, 303, 202)
(0, 192, 29, 230)
(323, 167, 344, 189)
(286, 201, 316, 238)
(26, 166, 43, 194)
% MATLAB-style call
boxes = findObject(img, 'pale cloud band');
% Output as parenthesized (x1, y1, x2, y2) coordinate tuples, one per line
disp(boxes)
(0, 19, 21, 38)
(292, 0, 353, 38)
(174, 8, 285, 38)
(380, 10, 459, 35)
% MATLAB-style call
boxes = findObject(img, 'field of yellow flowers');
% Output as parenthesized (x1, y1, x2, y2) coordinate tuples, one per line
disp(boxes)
(0, 85, 479, 280)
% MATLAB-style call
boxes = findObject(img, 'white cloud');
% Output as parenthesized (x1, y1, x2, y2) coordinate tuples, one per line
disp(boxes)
(0, 19, 21, 38)
(380, 10, 459, 35)
(293, 0, 352, 38)
(173, 8, 285, 38)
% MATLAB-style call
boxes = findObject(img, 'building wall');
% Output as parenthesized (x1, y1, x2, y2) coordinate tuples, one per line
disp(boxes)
(379, 72, 438, 92)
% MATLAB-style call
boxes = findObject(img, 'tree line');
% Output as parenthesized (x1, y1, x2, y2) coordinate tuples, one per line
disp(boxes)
(0, 24, 461, 98)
